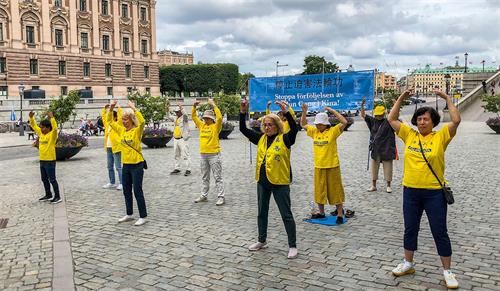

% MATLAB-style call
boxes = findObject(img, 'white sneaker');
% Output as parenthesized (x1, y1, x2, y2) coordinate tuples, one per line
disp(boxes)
(116, 184, 123, 190)
(386, 186, 392, 193)
(443, 270, 459, 289)
(248, 242, 267, 251)
(392, 261, 415, 277)
(194, 195, 208, 203)
(215, 197, 225, 206)
(118, 215, 134, 223)
(102, 183, 116, 189)
(287, 247, 298, 259)
(134, 218, 147, 226)
(367, 186, 377, 192)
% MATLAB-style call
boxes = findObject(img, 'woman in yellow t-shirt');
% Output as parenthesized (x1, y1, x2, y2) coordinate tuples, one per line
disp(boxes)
(108, 100, 148, 226)
(388, 89, 461, 289)
(101, 105, 123, 190)
(300, 104, 348, 224)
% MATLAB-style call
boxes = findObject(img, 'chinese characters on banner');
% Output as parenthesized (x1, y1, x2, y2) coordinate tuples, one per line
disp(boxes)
(248, 70, 375, 112)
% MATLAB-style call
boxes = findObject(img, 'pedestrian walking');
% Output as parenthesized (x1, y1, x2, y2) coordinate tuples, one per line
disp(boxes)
(300, 104, 348, 224)
(108, 100, 148, 226)
(388, 89, 461, 289)
(170, 103, 191, 176)
(101, 104, 123, 190)
(29, 111, 61, 204)
(360, 100, 396, 193)
(191, 98, 225, 206)
(239, 99, 299, 259)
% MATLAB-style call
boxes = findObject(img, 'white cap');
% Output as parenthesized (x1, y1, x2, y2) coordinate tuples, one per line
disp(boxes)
(313, 112, 330, 125)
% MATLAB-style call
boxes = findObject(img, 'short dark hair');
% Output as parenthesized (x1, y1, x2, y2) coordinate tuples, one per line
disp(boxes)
(39, 119, 52, 131)
(411, 106, 440, 127)
(113, 110, 118, 119)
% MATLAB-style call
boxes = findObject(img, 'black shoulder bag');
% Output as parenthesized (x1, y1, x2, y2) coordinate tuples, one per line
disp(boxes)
(123, 141, 148, 170)
(418, 139, 454, 204)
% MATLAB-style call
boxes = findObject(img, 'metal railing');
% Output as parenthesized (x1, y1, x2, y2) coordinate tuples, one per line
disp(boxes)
(457, 70, 500, 111)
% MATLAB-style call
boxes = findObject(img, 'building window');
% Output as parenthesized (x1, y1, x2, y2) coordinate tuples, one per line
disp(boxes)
(140, 7, 147, 21)
(102, 35, 109, 51)
(105, 63, 112, 77)
(121, 3, 129, 18)
(0, 23, 4, 41)
(141, 40, 148, 54)
(107, 87, 113, 96)
(125, 65, 131, 78)
(83, 62, 90, 77)
(0, 86, 7, 96)
(61, 86, 68, 96)
(26, 26, 35, 44)
(144, 65, 149, 79)
(79, 0, 87, 11)
(0, 57, 6, 73)
(54, 0, 62, 7)
(81, 32, 88, 49)
(122, 37, 129, 53)
(145, 87, 151, 94)
(30, 59, 38, 75)
(127, 87, 132, 94)
(58, 61, 66, 75)
(102, 0, 109, 15)
(55, 29, 63, 46)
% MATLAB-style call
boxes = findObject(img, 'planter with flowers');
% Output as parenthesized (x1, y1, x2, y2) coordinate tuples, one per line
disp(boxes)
(329, 115, 354, 131)
(481, 93, 500, 134)
(219, 121, 235, 139)
(141, 127, 173, 148)
(34, 132, 88, 161)
(249, 119, 262, 132)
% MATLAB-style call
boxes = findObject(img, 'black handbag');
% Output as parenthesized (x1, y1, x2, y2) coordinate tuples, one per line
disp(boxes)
(418, 139, 454, 204)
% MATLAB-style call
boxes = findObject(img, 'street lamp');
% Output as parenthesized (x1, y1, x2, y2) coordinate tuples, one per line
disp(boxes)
(18, 83, 25, 136)
(444, 73, 451, 110)
(464, 52, 468, 73)
(276, 61, 288, 77)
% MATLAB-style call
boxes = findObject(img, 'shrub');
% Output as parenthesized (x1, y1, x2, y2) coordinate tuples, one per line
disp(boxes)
(143, 127, 173, 138)
(34, 132, 88, 148)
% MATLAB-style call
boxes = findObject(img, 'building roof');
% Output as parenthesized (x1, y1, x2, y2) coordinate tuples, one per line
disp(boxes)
(411, 65, 498, 75)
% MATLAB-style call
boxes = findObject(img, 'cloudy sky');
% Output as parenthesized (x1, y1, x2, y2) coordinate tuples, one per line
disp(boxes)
(156, 0, 500, 78)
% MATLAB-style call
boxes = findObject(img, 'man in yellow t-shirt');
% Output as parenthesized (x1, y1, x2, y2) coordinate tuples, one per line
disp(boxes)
(171, 103, 191, 176)
(191, 98, 225, 206)
(29, 111, 61, 204)
(300, 104, 348, 224)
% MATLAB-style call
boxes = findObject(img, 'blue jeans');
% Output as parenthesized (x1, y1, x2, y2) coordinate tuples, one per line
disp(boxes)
(122, 162, 147, 218)
(40, 161, 60, 199)
(403, 187, 452, 257)
(106, 148, 122, 185)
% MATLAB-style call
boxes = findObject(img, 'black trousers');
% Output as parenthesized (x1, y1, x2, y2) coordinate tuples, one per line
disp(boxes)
(257, 182, 297, 248)
(122, 162, 147, 218)
(40, 161, 60, 199)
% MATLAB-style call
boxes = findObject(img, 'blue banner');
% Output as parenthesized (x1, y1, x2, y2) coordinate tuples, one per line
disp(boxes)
(248, 70, 375, 112)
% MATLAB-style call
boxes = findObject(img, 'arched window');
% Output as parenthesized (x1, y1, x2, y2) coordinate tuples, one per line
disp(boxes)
(0, 9, 8, 42)
(21, 12, 41, 47)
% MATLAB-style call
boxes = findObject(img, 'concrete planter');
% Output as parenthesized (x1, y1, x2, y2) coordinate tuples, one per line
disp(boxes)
(56, 146, 83, 161)
(141, 136, 173, 148)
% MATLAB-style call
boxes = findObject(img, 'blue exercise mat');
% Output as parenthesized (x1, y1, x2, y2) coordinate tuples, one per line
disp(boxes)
(303, 215, 347, 226)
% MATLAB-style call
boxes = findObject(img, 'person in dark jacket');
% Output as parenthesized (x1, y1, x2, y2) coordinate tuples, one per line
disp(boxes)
(361, 99, 396, 193)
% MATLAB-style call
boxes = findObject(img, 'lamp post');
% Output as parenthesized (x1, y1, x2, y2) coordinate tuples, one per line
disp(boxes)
(276, 61, 288, 77)
(464, 52, 468, 73)
(444, 73, 451, 110)
(415, 84, 421, 111)
(481, 60, 485, 72)
(18, 83, 25, 136)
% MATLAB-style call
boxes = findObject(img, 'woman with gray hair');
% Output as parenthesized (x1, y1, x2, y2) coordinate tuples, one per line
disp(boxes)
(239, 99, 299, 259)
(108, 100, 148, 226)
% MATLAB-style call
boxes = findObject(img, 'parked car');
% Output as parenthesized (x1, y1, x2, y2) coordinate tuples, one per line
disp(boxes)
(409, 96, 426, 104)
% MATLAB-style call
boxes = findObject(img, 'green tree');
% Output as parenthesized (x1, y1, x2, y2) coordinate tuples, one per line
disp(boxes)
(238, 72, 255, 94)
(376, 88, 409, 109)
(197, 93, 241, 118)
(302, 55, 339, 75)
(44, 90, 80, 129)
(481, 93, 500, 117)
(128, 92, 169, 125)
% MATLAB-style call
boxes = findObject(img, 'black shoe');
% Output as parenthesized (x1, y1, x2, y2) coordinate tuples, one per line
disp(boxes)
(310, 213, 326, 219)
(184, 170, 191, 176)
(39, 195, 52, 201)
(50, 197, 62, 204)
(336, 216, 344, 225)
(170, 169, 181, 175)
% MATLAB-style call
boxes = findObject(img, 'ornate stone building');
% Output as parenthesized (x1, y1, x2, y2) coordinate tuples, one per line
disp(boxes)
(0, 0, 159, 99)
(157, 49, 193, 66)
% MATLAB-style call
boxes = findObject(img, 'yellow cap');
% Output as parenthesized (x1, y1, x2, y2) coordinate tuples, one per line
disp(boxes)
(373, 105, 386, 116)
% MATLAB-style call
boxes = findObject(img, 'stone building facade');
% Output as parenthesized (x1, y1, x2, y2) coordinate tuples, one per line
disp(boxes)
(157, 49, 193, 66)
(0, 0, 159, 100)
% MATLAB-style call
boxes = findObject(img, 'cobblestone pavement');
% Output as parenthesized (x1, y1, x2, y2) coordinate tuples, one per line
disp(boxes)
(1, 120, 499, 290)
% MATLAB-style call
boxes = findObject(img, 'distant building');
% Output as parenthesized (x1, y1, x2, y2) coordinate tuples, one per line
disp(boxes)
(158, 50, 193, 66)
(375, 72, 397, 91)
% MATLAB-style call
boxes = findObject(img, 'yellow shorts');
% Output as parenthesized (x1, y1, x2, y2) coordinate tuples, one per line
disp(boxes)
(314, 167, 345, 205)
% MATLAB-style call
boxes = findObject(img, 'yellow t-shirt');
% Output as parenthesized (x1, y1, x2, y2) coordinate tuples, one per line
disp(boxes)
(102, 107, 123, 153)
(305, 124, 343, 168)
(191, 106, 222, 154)
(173, 117, 182, 138)
(397, 123, 452, 189)
(108, 110, 145, 164)
(266, 106, 296, 134)
(29, 116, 58, 161)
